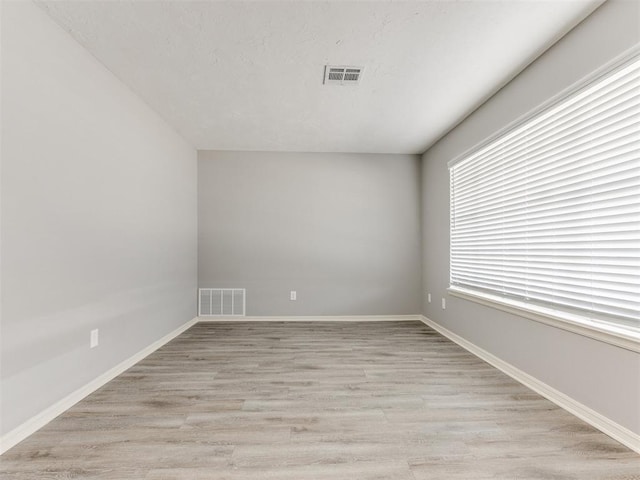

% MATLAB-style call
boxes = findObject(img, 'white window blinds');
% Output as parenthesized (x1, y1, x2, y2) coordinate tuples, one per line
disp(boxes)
(449, 54, 640, 328)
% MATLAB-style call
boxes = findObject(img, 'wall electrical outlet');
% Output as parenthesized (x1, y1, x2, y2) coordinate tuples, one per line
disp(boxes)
(90, 329, 99, 348)
(290, 290, 297, 301)
(428, 293, 432, 303)
(441, 298, 446, 310)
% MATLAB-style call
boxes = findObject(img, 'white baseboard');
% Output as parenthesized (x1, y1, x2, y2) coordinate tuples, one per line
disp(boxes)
(198, 314, 422, 322)
(420, 315, 640, 454)
(0, 317, 198, 455)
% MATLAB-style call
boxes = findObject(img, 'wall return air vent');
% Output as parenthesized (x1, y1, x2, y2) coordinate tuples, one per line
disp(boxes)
(323, 65, 363, 86)
(199, 288, 246, 316)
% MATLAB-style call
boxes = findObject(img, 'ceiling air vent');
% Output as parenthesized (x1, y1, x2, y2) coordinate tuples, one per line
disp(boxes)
(323, 65, 363, 86)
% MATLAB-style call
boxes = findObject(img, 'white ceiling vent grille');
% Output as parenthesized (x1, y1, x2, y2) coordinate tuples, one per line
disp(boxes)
(324, 65, 363, 86)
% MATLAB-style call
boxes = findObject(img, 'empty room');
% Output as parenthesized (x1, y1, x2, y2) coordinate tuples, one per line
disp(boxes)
(1, 0, 639, 478)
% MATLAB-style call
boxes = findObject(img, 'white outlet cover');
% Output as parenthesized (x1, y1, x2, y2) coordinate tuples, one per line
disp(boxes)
(90, 329, 99, 348)
(290, 291, 297, 301)
(428, 293, 431, 303)
(441, 298, 446, 309)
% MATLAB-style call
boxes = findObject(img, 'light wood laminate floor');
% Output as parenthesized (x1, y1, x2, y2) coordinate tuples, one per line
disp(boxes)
(1, 321, 638, 479)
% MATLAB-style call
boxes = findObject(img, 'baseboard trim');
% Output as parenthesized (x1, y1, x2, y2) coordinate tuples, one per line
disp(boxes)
(0, 317, 198, 455)
(198, 314, 422, 322)
(420, 315, 640, 454)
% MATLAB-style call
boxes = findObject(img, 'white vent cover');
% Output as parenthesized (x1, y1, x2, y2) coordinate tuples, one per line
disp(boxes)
(199, 288, 246, 316)
(323, 65, 363, 85)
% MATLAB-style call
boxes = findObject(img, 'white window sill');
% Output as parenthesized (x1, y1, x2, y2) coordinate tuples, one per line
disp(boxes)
(447, 286, 640, 353)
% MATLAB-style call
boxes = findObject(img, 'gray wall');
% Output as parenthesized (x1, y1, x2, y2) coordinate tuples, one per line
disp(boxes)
(1, 1, 197, 436)
(199, 151, 422, 316)
(422, 0, 640, 434)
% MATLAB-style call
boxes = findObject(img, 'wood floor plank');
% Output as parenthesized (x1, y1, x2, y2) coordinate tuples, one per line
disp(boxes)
(1, 321, 638, 479)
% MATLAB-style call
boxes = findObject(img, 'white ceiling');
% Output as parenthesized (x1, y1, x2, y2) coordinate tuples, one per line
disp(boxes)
(37, 0, 604, 154)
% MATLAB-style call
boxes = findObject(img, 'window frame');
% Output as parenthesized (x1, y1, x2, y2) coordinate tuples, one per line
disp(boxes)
(447, 47, 640, 353)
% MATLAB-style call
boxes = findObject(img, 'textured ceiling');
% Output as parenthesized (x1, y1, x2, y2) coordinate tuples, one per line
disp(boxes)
(37, 0, 604, 154)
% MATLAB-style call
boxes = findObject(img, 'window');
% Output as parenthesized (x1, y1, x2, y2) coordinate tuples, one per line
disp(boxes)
(448, 53, 640, 346)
